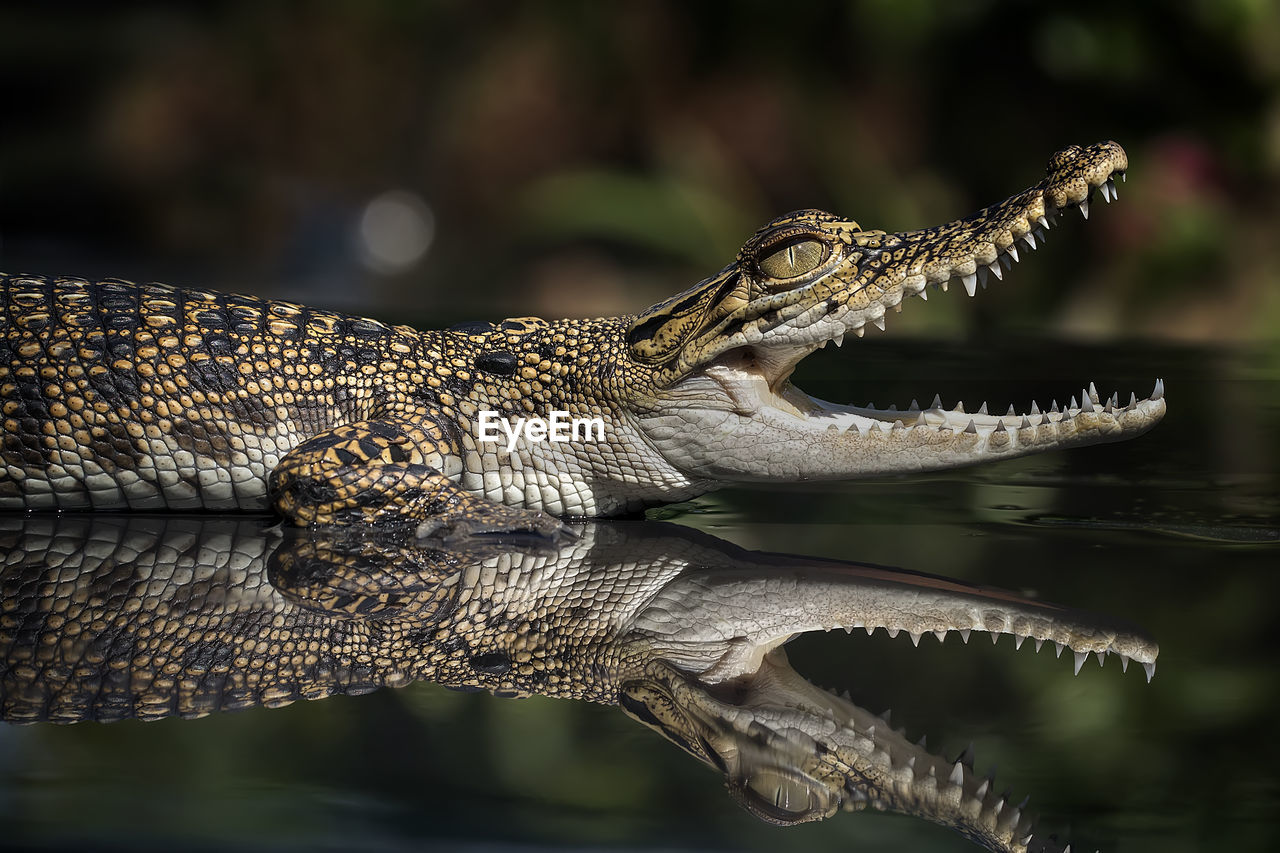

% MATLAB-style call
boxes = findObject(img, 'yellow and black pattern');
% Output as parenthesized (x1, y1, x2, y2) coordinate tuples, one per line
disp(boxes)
(0, 142, 1157, 533)
(0, 275, 592, 538)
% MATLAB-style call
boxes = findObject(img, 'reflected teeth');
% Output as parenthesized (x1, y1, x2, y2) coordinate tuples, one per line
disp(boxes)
(1080, 198, 1090, 219)
(859, 625, 1154, 681)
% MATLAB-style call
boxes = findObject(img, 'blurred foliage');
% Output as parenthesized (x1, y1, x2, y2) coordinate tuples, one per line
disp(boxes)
(1, 0, 1278, 342)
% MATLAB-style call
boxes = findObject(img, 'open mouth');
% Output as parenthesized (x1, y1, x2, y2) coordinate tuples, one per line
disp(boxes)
(703, 172, 1166, 450)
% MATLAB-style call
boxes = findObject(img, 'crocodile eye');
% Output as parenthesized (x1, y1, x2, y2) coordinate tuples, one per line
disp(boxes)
(757, 238, 829, 280)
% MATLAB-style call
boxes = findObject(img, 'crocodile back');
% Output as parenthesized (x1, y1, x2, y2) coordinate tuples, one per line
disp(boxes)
(0, 274, 410, 510)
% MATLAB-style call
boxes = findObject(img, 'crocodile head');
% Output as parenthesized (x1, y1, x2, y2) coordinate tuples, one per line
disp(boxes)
(624, 141, 1166, 482)
(618, 554, 1158, 852)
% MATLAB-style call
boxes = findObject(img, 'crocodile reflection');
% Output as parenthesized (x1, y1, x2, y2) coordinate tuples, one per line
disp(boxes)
(0, 516, 1157, 852)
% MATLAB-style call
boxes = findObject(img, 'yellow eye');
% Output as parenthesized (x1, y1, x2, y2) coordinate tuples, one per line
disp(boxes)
(757, 238, 828, 279)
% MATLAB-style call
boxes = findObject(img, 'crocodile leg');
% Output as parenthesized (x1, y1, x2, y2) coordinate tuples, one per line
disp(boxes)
(268, 418, 569, 542)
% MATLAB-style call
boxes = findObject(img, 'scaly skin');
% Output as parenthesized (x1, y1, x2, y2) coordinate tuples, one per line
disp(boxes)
(0, 142, 1164, 535)
(0, 515, 1157, 852)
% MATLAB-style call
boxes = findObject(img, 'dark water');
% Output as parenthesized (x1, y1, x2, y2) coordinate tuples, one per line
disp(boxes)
(1, 340, 1276, 852)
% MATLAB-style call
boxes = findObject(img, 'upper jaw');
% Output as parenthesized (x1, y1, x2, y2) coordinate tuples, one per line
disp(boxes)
(737, 140, 1130, 355)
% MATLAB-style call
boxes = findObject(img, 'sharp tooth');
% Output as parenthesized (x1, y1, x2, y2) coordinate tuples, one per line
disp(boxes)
(1038, 215, 1051, 230)
(959, 629, 970, 643)
(834, 333, 845, 347)
(976, 778, 990, 799)
(1050, 400, 1059, 414)
(1014, 635, 1025, 650)
(962, 273, 977, 297)
(1096, 650, 1106, 666)
(988, 260, 1003, 280)
(1030, 401, 1040, 415)
(933, 630, 947, 643)
(909, 398, 920, 410)
(994, 420, 1006, 433)
(1019, 416, 1031, 429)
(931, 393, 943, 409)
(1073, 651, 1087, 675)
(1054, 641, 1065, 658)
(1007, 244, 1019, 263)
(949, 762, 965, 786)
(1006, 404, 1015, 416)
(1022, 231, 1037, 249)
(1069, 395, 1078, 411)
(1153, 377, 1164, 400)
(1128, 391, 1137, 408)
(915, 411, 927, 426)
(977, 401, 988, 415)
(918, 287, 928, 301)
(1088, 381, 1099, 402)
(1099, 182, 1112, 202)
(963, 420, 978, 434)
(1110, 178, 1119, 198)
(909, 631, 922, 646)
(853, 325, 865, 338)
(1081, 393, 1094, 413)
(873, 316, 886, 331)
(1080, 199, 1090, 219)
(1034, 638, 1044, 652)
(978, 265, 989, 287)
(1144, 661, 1156, 682)
(940, 279, 949, 292)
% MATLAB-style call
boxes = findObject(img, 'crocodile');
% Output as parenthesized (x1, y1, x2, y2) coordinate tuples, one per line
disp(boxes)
(0, 141, 1164, 537)
(0, 515, 1158, 851)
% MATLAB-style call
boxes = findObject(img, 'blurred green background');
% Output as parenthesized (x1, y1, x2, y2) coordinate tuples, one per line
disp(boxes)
(2, 1, 1278, 344)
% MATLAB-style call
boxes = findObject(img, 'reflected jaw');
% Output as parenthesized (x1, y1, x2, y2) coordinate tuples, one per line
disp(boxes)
(622, 562, 1159, 847)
